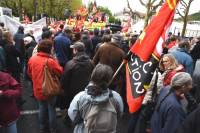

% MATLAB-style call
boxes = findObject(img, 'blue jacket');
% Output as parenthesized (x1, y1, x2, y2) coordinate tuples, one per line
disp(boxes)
(171, 48, 193, 75)
(151, 86, 186, 133)
(54, 33, 71, 65)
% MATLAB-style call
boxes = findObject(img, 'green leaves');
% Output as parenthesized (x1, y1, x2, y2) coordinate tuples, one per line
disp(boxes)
(0, 0, 82, 20)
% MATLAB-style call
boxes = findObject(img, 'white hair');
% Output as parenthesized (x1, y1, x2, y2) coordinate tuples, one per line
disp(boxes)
(171, 72, 192, 89)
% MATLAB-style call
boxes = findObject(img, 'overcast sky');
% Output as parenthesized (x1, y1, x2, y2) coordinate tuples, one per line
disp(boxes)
(82, 0, 200, 15)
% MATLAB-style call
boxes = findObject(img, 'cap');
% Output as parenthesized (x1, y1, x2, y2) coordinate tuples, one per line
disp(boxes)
(70, 42, 85, 51)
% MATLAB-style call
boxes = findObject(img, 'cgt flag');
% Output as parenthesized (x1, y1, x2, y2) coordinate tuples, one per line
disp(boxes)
(126, 0, 179, 113)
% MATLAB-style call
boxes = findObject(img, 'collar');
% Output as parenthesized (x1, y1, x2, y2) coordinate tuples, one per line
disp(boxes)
(37, 52, 52, 58)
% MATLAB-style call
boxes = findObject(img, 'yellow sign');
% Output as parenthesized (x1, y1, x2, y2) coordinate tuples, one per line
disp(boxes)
(66, 19, 106, 30)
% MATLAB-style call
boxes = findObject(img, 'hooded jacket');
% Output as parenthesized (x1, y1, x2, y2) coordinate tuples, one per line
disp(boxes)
(61, 52, 93, 107)
(171, 48, 193, 75)
(68, 83, 124, 133)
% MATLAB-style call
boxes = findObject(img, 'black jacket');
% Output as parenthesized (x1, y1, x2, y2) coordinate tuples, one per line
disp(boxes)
(176, 105, 200, 133)
(190, 42, 200, 66)
(5, 44, 21, 73)
(61, 52, 94, 107)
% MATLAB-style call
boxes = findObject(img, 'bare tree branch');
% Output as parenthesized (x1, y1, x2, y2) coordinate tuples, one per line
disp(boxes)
(126, 0, 143, 18)
(139, 0, 146, 7)
(153, 0, 163, 10)
(189, 0, 194, 4)
(180, 0, 187, 8)
(152, 0, 157, 5)
(176, 9, 184, 19)
(126, 0, 134, 17)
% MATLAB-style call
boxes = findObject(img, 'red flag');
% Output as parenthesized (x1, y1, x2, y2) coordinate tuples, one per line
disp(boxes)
(126, 0, 179, 113)
(131, 0, 179, 62)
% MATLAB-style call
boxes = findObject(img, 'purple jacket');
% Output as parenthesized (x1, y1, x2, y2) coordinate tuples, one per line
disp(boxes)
(0, 71, 21, 126)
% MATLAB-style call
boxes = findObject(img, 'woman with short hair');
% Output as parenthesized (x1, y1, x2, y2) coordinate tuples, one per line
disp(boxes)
(28, 39, 63, 133)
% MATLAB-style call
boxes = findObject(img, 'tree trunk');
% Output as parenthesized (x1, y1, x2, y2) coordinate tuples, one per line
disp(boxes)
(33, 0, 38, 21)
(18, 0, 23, 21)
(42, 0, 45, 13)
(181, 1, 192, 37)
(49, 0, 53, 17)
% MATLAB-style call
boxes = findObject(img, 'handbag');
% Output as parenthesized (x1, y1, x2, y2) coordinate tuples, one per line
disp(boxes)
(42, 59, 62, 97)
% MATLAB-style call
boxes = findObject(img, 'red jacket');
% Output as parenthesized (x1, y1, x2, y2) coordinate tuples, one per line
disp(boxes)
(0, 71, 21, 126)
(167, 41, 176, 49)
(28, 52, 63, 100)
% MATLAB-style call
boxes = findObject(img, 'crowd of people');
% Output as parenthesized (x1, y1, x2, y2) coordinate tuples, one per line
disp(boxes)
(0, 21, 200, 133)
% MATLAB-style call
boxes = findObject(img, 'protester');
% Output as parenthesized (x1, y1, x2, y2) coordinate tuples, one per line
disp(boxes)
(159, 54, 185, 86)
(28, 39, 63, 133)
(170, 40, 193, 75)
(68, 64, 123, 133)
(167, 35, 177, 49)
(94, 34, 111, 53)
(32, 30, 53, 56)
(24, 28, 36, 42)
(3, 31, 21, 82)
(93, 34, 125, 92)
(24, 36, 36, 80)
(91, 28, 101, 57)
(176, 105, 200, 133)
(14, 26, 25, 73)
(151, 72, 193, 133)
(190, 36, 200, 66)
(61, 41, 94, 125)
(54, 24, 64, 37)
(81, 31, 93, 58)
(192, 59, 200, 103)
(0, 71, 22, 133)
(54, 27, 72, 68)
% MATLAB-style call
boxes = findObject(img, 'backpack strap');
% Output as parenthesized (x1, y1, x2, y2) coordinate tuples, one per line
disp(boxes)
(108, 90, 121, 117)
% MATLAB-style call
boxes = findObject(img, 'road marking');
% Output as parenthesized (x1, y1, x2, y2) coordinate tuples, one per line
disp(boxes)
(20, 108, 61, 115)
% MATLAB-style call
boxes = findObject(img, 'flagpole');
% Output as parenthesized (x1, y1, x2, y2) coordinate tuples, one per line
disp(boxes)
(108, 51, 132, 86)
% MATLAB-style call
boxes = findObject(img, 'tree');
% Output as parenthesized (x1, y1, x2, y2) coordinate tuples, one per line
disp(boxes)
(0, 0, 83, 20)
(69, 0, 82, 14)
(126, 0, 145, 21)
(176, 0, 194, 37)
(188, 11, 200, 21)
(139, 0, 163, 28)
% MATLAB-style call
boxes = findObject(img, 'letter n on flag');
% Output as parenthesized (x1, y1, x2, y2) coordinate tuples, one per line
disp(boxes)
(126, 0, 179, 113)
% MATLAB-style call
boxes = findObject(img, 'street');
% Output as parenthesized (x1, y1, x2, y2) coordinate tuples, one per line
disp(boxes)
(17, 79, 130, 133)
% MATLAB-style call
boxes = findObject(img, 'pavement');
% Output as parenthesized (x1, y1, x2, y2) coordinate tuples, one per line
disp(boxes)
(17, 79, 130, 133)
